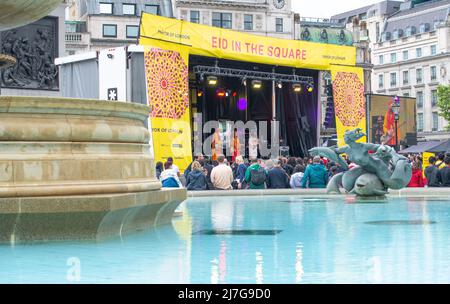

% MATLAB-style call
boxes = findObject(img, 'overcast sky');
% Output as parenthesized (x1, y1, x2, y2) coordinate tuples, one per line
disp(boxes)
(291, 0, 402, 18)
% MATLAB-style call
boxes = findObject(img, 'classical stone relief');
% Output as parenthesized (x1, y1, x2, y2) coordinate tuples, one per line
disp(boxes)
(0, 17, 58, 90)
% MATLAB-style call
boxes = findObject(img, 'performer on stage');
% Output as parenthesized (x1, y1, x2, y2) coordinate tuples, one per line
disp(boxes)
(382, 100, 400, 146)
(248, 129, 258, 160)
(230, 129, 240, 162)
(211, 127, 222, 161)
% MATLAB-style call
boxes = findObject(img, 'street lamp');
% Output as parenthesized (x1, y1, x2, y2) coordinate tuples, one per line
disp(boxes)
(392, 96, 400, 151)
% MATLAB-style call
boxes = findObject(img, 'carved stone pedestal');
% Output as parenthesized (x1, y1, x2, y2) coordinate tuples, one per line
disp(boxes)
(0, 96, 186, 244)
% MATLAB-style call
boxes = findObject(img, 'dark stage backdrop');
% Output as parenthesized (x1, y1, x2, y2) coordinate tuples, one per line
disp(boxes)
(277, 73, 318, 157)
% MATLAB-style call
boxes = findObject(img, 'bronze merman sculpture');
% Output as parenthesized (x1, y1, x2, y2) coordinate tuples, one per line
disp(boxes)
(309, 128, 412, 197)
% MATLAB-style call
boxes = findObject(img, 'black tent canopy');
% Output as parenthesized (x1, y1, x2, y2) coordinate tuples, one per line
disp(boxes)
(426, 139, 450, 154)
(398, 141, 441, 154)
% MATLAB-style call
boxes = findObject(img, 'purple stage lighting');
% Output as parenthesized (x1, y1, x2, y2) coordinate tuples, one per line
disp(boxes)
(237, 98, 247, 111)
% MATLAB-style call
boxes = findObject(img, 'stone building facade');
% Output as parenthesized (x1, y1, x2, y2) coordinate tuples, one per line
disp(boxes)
(174, 0, 295, 40)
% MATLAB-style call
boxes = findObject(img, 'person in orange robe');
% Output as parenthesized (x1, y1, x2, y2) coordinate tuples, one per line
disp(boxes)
(383, 100, 400, 146)
(211, 128, 222, 161)
(230, 129, 240, 162)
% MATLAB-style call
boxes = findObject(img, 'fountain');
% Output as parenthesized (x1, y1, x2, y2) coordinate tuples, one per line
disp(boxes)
(309, 128, 412, 197)
(0, 2, 186, 244)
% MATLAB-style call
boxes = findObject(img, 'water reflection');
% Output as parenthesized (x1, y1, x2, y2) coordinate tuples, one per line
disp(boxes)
(1, 195, 449, 283)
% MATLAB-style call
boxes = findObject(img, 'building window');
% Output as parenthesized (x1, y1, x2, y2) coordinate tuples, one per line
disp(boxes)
(390, 72, 397, 87)
(212, 12, 232, 29)
(244, 14, 253, 31)
(431, 90, 438, 107)
(431, 45, 437, 55)
(379, 55, 384, 64)
(402, 70, 409, 85)
(102, 24, 117, 38)
(417, 91, 423, 108)
(376, 22, 380, 41)
(100, 3, 113, 15)
(416, 48, 422, 58)
(431, 66, 437, 81)
(402, 50, 408, 61)
(390, 53, 397, 63)
(416, 68, 423, 84)
(276, 18, 283, 32)
(190, 10, 200, 23)
(417, 113, 423, 132)
(122, 3, 136, 15)
(126, 25, 139, 38)
(403, 92, 410, 97)
(432, 112, 439, 131)
(145, 4, 159, 15)
(379, 74, 384, 89)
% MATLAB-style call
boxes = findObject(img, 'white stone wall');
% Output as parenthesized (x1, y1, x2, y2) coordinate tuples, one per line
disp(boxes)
(372, 26, 450, 138)
(174, 0, 294, 39)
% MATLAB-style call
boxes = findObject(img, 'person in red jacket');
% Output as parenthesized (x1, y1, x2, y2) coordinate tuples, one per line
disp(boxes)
(408, 161, 426, 187)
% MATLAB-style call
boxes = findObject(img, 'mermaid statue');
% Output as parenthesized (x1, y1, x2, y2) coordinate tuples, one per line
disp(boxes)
(309, 128, 412, 197)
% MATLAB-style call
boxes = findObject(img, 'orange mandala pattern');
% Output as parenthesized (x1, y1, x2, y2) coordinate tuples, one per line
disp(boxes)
(145, 48, 189, 119)
(332, 72, 365, 127)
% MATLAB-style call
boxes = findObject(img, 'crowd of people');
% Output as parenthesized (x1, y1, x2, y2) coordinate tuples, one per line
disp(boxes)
(155, 151, 450, 191)
(407, 153, 450, 187)
(156, 153, 347, 191)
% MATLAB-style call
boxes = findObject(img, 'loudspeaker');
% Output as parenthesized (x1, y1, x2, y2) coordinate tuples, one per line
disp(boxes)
(405, 132, 417, 146)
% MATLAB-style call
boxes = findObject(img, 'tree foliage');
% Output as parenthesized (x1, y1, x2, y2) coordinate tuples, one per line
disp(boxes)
(437, 84, 450, 130)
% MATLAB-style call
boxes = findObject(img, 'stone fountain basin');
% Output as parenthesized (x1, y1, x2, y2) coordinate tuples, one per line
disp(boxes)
(0, 0, 62, 31)
(0, 96, 186, 244)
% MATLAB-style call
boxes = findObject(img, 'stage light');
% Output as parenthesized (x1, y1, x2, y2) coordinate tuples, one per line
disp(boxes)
(306, 83, 314, 93)
(293, 83, 302, 93)
(197, 91, 203, 97)
(216, 88, 226, 97)
(207, 76, 218, 86)
(277, 81, 283, 89)
(232, 91, 237, 97)
(242, 78, 247, 87)
(199, 73, 205, 82)
(238, 98, 248, 111)
(252, 80, 262, 89)
(225, 90, 230, 97)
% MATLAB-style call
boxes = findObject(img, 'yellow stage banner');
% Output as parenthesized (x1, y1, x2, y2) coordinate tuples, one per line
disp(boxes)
(144, 41, 192, 172)
(139, 13, 356, 70)
(330, 65, 367, 147)
(422, 152, 435, 175)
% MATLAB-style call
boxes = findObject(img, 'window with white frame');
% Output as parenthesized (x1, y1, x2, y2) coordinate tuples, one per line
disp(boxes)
(431, 45, 437, 55)
(276, 18, 283, 32)
(102, 24, 117, 37)
(244, 14, 253, 31)
(416, 48, 422, 58)
(417, 91, 423, 108)
(390, 53, 397, 63)
(122, 3, 136, 15)
(379, 54, 384, 64)
(190, 10, 200, 23)
(212, 12, 232, 29)
(126, 25, 139, 38)
(100, 3, 113, 14)
(145, 4, 159, 15)
(402, 50, 408, 60)
(416, 68, 423, 84)
(402, 70, 409, 85)
(379, 74, 384, 89)
(390, 72, 397, 87)
(430, 66, 437, 81)
(431, 89, 438, 107)
(432, 112, 439, 131)
(417, 113, 423, 132)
